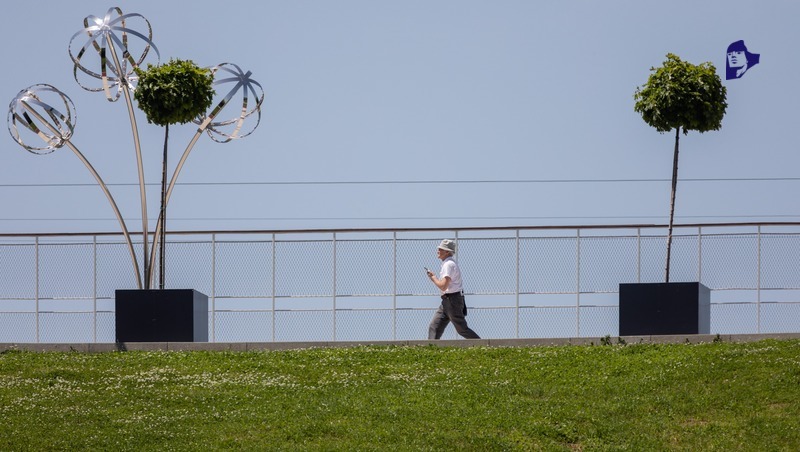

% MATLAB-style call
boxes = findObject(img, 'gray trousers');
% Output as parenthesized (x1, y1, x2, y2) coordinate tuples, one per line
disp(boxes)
(428, 292, 480, 340)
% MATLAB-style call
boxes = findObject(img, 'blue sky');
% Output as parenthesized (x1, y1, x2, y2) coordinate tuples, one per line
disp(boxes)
(1, 1, 799, 234)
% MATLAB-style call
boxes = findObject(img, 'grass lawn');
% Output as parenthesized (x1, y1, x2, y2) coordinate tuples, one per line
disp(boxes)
(1, 339, 799, 450)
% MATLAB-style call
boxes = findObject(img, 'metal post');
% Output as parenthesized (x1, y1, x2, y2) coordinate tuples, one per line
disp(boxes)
(698, 227, 703, 282)
(93, 235, 97, 343)
(211, 233, 216, 342)
(576, 229, 581, 337)
(271, 233, 276, 343)
(636, 228, 641, 283)
(757, 225, 762, 333)
(35, 236, 40, 343)
(332, 232, 337, 341)
(516, 229, 520, 338)
(392, 231, 397, 341)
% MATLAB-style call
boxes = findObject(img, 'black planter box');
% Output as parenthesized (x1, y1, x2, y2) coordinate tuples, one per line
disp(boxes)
(619, 282, 710, 336)
(115, 289, 208, 342)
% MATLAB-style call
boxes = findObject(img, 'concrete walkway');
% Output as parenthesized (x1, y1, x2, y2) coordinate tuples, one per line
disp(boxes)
(2, 332, 800, 353)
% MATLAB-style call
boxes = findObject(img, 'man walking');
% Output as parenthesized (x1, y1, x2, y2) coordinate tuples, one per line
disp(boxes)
(426, 239, 480, 340)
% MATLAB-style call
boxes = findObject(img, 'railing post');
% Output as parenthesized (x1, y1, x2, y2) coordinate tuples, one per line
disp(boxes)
(757, 225, 762, 333)
(35, 236, 40, 343)
(698, 227, 703, 283)
(576, 229, 581, 337)
(636, 228, 641, 283)
(332, 232, 337, 341)
(93, 235, 97, 343)
(516, 229, 520, 338)
(271, 233, 276, 342)
(211, 233, 216, 342)
(392, 231, 397, 341)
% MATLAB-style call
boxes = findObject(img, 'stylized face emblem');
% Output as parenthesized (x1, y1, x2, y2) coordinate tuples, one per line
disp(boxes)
(727, 51, 746, 68)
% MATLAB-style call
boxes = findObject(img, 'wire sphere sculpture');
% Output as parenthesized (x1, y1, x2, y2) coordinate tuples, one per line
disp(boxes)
(68, 7, 160, 101)
(7, 84, 77, 155)
(197, 63, 265, 143)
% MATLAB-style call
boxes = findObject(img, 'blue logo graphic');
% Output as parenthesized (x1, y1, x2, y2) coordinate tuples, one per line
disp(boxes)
(726, 40, 760, 80)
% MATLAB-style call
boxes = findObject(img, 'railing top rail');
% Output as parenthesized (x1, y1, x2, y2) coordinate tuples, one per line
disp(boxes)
(2, 221, 799, 239)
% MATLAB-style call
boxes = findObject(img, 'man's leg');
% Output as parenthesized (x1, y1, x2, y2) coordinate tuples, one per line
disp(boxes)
(428, 304, 450, 340)
(443, 296, 480, 339)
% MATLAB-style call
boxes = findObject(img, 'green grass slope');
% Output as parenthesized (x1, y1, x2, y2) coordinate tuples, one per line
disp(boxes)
(1, 340, 799, 450)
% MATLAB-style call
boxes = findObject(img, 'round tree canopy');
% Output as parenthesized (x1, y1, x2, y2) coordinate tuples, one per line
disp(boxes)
(634, 53, 727, 134)
(134, 59, 214, 126)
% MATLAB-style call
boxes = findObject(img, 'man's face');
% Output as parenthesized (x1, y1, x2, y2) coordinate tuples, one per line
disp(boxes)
(437, 248, 449, 260)
(727, 51, 746, 68)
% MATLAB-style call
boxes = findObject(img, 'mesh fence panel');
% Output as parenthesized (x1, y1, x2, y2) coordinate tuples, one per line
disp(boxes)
(97, 312, 115, 342)
(701, 234, 758, 289)
(0, 313, 37, 342)
(520, 236, 577, 294)
(334, 310, 395, 341)
(396, 238, 442, 296)
(578, 306, 619, 337)
(97, 241, 141, 297)
(214, 311, 273, 342)
(580, 236, 638, 292)
(761, 234, 800, 289)
(39, 312, 95, 343)
(711, 303, 758, 334)
(639, 233, 700, 283)
(639, 235, 667, 283)
(760, 303, 800, 333)
(0, 244, 36, 299)
(465, 307, 516, 339)
(460, 238, 517, 294)
(158, 240, 213, 294)
(275, 239, 334, 297)
(336, 239, 394, 296)
(214, 240, 273, 298)
(395, 309, 438, 340)
(39, 243, 94, 299)
(275, 310, 334, 342)
(519, 307, 578, 338)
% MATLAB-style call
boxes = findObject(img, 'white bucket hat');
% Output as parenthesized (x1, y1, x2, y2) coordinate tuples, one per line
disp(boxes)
(437, 239, 456, 254)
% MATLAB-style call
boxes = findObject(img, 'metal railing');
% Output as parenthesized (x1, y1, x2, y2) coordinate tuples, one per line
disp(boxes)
(2, 223, 800, 343)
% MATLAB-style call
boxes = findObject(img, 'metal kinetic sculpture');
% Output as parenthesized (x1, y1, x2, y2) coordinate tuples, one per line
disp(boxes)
(7, 7, 265, 289)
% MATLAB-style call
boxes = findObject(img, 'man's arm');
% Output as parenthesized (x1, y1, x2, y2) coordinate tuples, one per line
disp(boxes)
(428, 272, 451, 292)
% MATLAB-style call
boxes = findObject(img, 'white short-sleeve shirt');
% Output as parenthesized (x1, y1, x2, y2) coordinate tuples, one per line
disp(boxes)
(439, 256, 463, 294)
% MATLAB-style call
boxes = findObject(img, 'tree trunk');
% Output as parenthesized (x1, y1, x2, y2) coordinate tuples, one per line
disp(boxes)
(159, 124, 169, 289)
(665, 127, 680, 283)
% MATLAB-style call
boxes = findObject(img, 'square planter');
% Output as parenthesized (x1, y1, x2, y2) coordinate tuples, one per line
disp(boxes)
(115, 289, 208, 342)
(619, 282, 710, 336)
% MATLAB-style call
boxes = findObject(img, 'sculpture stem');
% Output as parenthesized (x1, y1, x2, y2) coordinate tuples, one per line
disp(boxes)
(107, 38, 150, 288)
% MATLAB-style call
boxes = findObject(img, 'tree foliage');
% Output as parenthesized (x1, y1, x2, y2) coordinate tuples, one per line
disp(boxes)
(134, 59, 214, 126)
(633, 53, 727, 283)
(133, 58, 215, 288)
(634, 53, 727, 134)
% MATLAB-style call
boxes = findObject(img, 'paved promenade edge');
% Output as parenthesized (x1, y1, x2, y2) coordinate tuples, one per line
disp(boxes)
(2, 333, 800, 353)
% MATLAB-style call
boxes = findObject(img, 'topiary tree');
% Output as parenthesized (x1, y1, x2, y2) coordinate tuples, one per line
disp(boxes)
(634, 53, 727, 283)
(134, 58, 214, 288)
